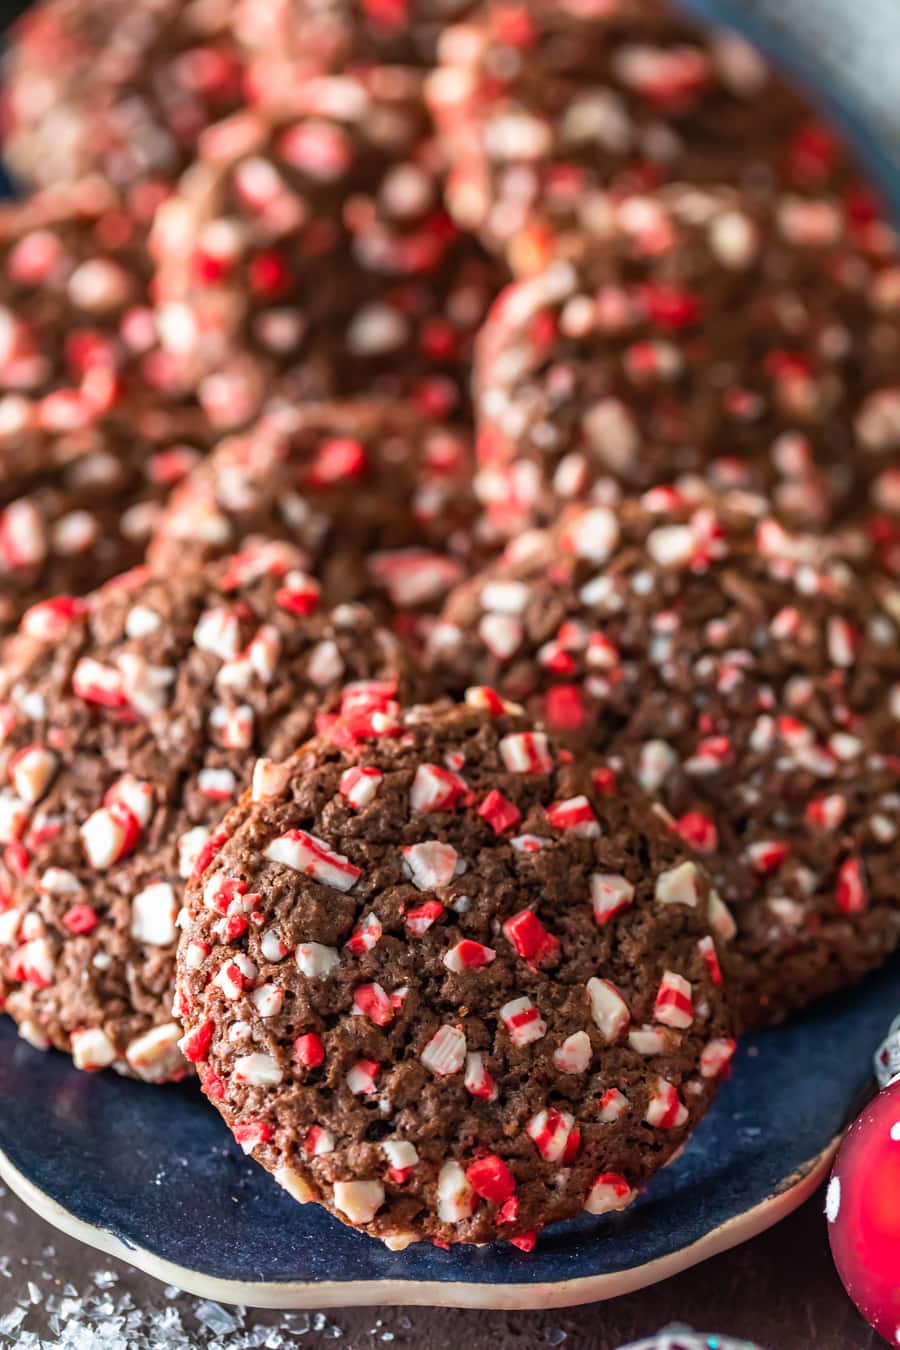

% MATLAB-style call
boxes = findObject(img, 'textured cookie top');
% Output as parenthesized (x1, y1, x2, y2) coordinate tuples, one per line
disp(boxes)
(176, 694, 734, 1248)
(428, 497, 900, 1028)
(3, 0, 247, 189)
(0, 543, 419, 1079)
(0, 183, 214, 634)
(148, 399, 479, 617)
(0, 411, 204, 638)
(472, 182, 900, 536)
(150, 78, 502, 430)
(4, 0, 480, 193)
(233, 0, 480, 71)
(0, 180, 183, 426)
(427, 0, 855, 271)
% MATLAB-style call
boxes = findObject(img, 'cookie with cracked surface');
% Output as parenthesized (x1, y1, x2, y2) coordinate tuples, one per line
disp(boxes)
(0, 410, 207, 639)
(427, 0, 863, 273)
(428, 497, 900, 1029)
(0, 179, 196, 416)
(4, 0, 480, 192)
(175, 692, 734, 1248)
(472, 182, 900, 538)
(148, 399, 482, 619)
(232, 0, 480, 72)
(3, 0, 247, 190)
(0, 183, 214, 633)
(150, 83, 504, 430)
(0, 542, 422, 1079)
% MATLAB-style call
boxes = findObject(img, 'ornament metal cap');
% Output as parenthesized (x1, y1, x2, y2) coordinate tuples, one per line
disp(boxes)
(874, 1013, 900, 1089)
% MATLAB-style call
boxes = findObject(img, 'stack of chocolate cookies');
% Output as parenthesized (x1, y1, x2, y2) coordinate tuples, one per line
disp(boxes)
(0, 0, 896, 1251)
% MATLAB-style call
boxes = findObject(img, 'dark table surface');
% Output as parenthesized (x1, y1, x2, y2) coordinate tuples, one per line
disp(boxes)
(0, 1179, 879, 1349)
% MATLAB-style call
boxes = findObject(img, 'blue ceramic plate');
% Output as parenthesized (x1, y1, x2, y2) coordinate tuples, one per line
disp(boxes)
(0, 962, 896, 1310)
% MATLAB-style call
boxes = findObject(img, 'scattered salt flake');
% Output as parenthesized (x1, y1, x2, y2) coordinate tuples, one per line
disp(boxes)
(196, 1300, 239, 1336)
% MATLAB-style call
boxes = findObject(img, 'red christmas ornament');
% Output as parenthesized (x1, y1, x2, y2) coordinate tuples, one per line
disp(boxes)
(827, 1016, 900, 1346)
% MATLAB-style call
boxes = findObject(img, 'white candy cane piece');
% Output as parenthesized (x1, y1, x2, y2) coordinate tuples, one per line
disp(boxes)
(628, 1024, 673, 1055)
(193, 605, 242, 660)
(553, 1030, 592, 1074)
(70, 1027, 117, 1072)
(402, 840, 459, 889)
(178, 826, 210, 878)
(296, 943, 340, 978)
(80, 805, 135, 870)
(131, 882, 178, 946)
(700, 1037, 737, 1079)
(107, 775, 154, 827)
(598, 1088, 629, 1122)
(584, 1173, 634, 1215)
(590, 873, 635, 924)
(251, 757, 290, 802)
(382, 1140, 419, 1171)
(463, 1051, 496, 1099)
(0, 793, 28, 844)
(303, 1126, 335, 1157)
(339, 765, 383, 810)
(478, 612, 523, 660)
(333, 1180, 385, 1226)
(645, 1076, 689, 1129)
(653, 971, 694, 1029)
(266, 830, 361, 891)
(421, 1024, 467, 1075)
(409, 763, 467, 813)
(655, 861, 701, 907)
(252, 983, 284, 1018)
(233, 1053, 283, 1087)
(498, 731, 553, 774)
(526, 1107, 576, 1162)
(545, 796, 599, 836)
(437, 1161, 475, 1224)
(708, 890, 737, 940)
(275, 1167, 317, 1205)
(125, 1024, 184, 1083)
(260, 929, 291, 963)
(586, 978, 630, 1042)
(7, 745, 57, 805)
(500, 996, 547, 1046)
(12, 937, 54, 988)
(198, 768, 238, 801)
(443, 940, 496, 972)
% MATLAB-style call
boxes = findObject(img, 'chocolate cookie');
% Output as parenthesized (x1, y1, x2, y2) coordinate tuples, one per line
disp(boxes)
(3, 0, 246, 190)
(233, 0, 480, 72)
(427, 0, 862, 272)
(4, 0, 481, 192)
(428, 498, 900, 1029)
(148, 400, 482, 619)
(472, 182, 900, 537)
(149, 83, 505, 429)
(175, 693, 734, 1248)
(0, 412, 204, 638)
(0, 543, 421, 1078)
(0, 182, 213, 633)
(0, 180, 170, 408)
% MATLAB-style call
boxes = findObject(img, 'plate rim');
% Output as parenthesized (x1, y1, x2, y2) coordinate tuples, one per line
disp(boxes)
(0, 1137, 838, 1311)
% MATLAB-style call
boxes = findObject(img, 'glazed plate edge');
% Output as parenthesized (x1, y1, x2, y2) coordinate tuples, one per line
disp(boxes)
(0, 1138, 837, 1311)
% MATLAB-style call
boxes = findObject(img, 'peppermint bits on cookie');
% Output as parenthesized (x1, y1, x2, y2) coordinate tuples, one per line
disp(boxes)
(429, 495, 900, 1030)
(472, 181, 900, 535)
(0, 545, 421, 1076)
(176, 694, 732, 1247)
(149, 399, 479, 618)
